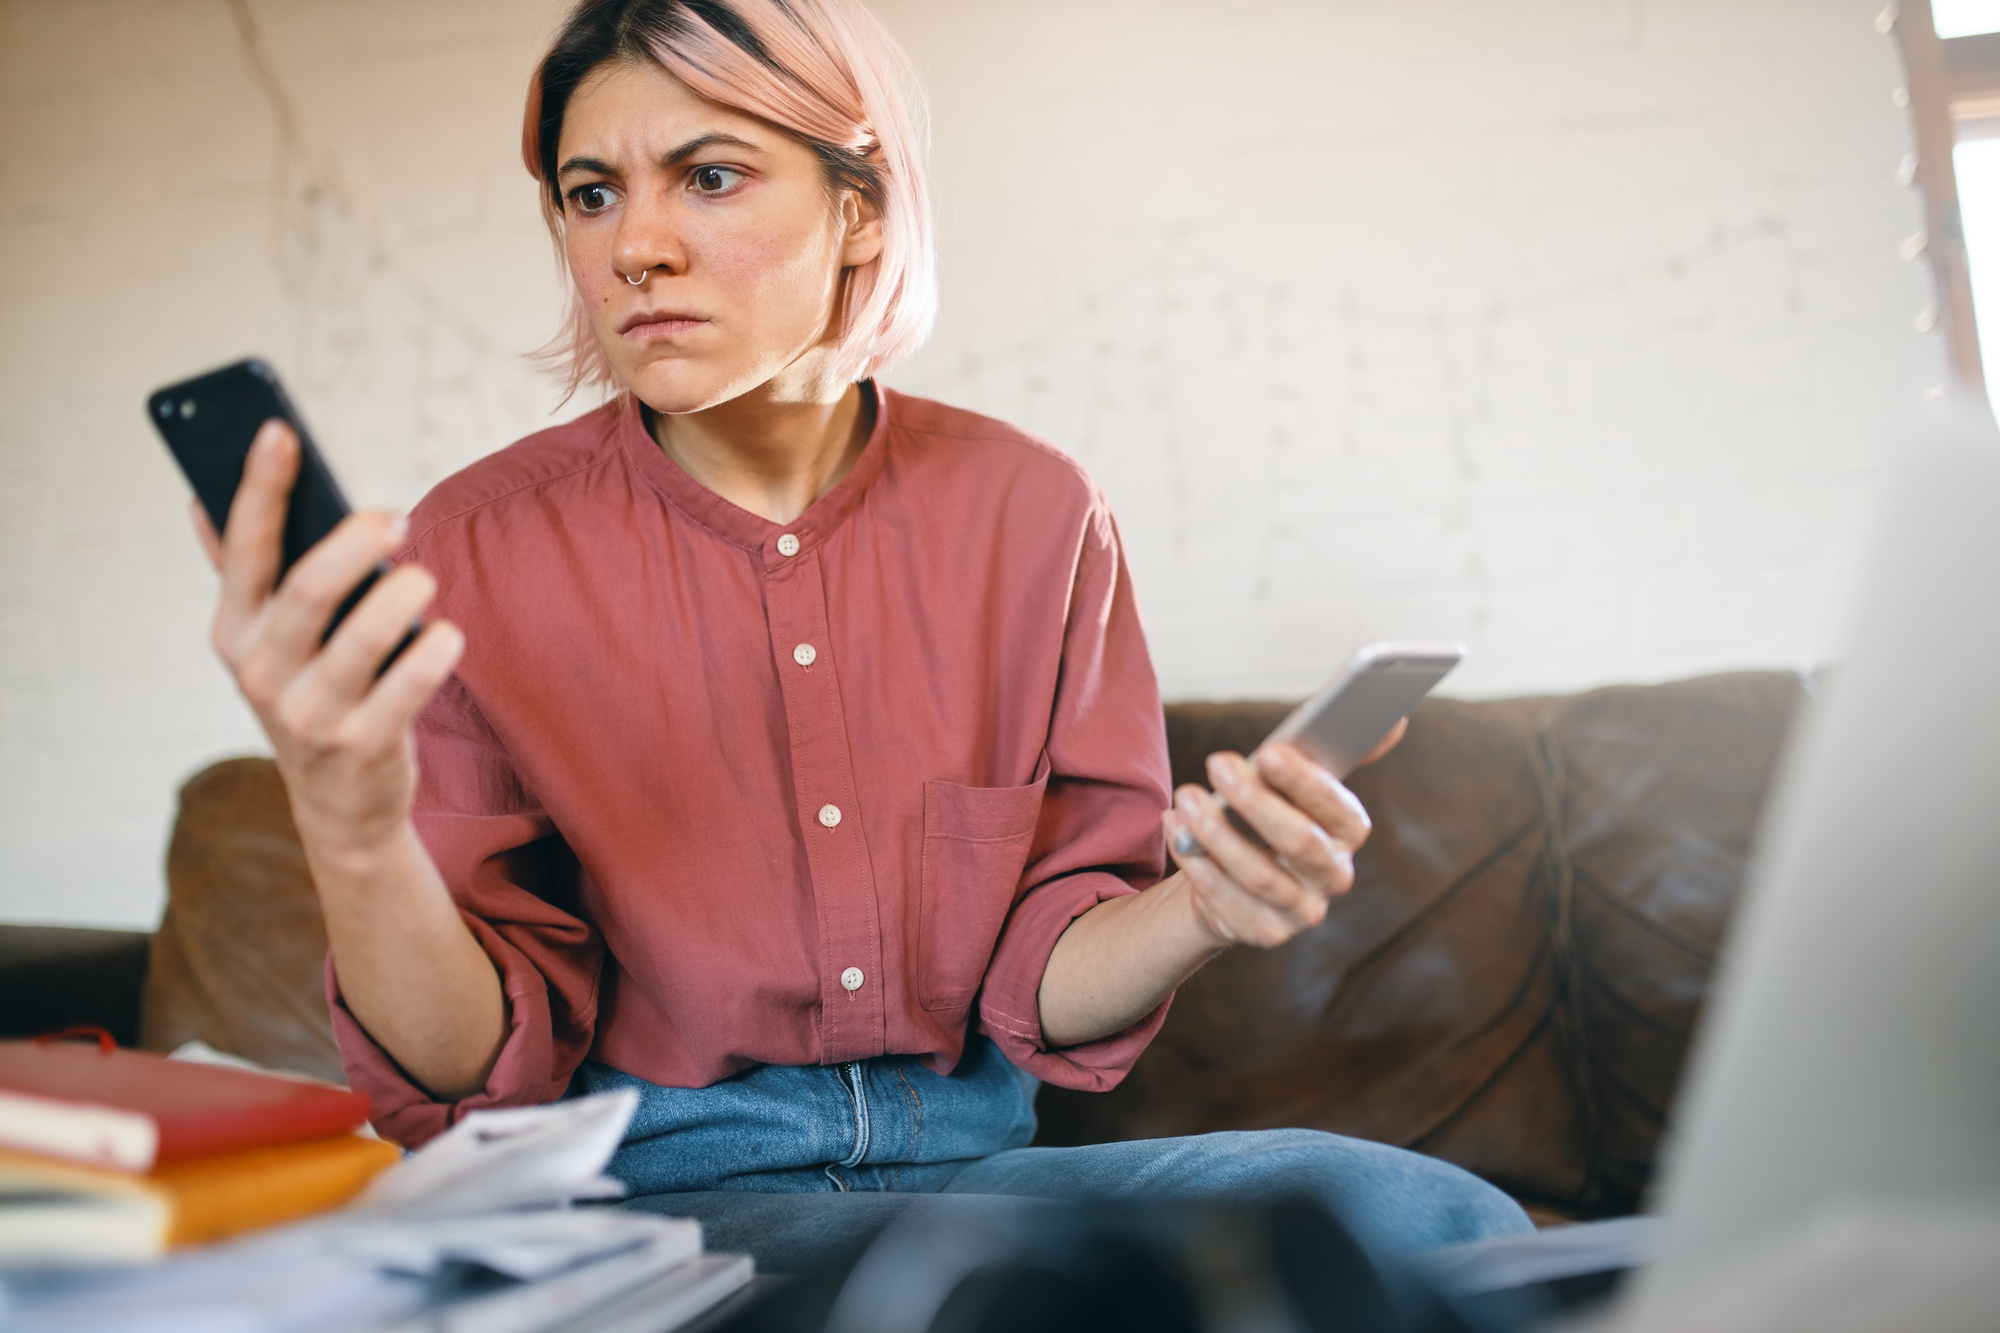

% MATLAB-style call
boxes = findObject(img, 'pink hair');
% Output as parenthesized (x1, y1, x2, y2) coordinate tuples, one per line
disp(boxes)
(522, 0, 935, 397)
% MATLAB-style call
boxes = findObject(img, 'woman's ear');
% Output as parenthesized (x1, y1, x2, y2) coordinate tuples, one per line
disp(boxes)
(839, 191, 885, 268)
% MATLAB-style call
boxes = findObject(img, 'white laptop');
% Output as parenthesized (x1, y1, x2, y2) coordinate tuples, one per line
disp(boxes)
(1421, 398, 2000, 1323)
(1632, 397, 2000, 1309)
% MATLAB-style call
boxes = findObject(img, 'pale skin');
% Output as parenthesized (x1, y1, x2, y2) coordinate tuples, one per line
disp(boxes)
(196, 57, 1402, 1096)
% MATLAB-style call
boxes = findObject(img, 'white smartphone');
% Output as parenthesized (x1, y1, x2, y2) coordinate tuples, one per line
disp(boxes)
(1172, 641, 1467, 858)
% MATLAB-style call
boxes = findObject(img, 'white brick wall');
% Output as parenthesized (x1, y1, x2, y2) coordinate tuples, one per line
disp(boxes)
(0, 0, 1938, 925)
(878, 0, 1939, 697)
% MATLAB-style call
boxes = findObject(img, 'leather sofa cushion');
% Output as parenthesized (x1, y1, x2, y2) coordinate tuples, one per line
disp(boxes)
(1552, 672, 1807, 1207)
(139, 756, 346, 1084)
(1035, 671, 1808, 1216)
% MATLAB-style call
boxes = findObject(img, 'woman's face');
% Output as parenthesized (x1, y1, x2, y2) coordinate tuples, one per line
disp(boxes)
(555, 58, 881, 412)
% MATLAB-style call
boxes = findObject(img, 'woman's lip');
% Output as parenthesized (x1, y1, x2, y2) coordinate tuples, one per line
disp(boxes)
(621, 316, 710, 339)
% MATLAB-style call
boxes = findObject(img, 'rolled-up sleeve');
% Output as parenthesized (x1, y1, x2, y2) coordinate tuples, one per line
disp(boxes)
(976, 503, 1174, 1090)
(327, 674, 604, 1148)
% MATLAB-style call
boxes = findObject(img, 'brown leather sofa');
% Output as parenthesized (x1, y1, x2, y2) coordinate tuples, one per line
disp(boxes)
(0, 670, 1808, 1221)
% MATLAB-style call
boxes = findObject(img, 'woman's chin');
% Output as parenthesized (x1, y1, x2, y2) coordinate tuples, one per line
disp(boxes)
(622, 364, 743, 417)
(619, 357, 781, 417)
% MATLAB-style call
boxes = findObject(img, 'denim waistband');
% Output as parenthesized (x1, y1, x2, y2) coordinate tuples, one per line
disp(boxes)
(573, 1035, 1040, 1195)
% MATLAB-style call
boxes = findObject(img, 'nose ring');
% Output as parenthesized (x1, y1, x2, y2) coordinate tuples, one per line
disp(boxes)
(625, 269, 648, 286)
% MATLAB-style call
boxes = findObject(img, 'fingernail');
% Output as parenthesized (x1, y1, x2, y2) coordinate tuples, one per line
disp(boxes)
(386, 513, 409, 547)
(1205, 753, 1231, 787)
(1175, 788, 1201, 815)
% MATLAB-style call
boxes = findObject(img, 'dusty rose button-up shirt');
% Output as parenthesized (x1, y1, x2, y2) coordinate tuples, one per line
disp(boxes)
(328, 388, 1175, 1147)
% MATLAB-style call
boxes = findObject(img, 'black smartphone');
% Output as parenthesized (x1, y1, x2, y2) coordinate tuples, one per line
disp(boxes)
(148, 358, 416, 661)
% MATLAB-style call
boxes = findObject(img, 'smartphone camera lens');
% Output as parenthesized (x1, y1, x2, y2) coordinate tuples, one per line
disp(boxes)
(179, 399, 197, 419)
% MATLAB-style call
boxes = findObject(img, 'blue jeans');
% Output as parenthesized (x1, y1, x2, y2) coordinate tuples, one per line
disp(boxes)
(585, 1037, 1532, 1273)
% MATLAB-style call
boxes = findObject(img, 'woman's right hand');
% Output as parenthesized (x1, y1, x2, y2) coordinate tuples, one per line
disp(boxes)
(193, 419, 464, 872)
(191, 419, 507, 1099)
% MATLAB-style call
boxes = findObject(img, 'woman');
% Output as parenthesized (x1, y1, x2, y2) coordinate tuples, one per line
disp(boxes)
(196, 0, 1531, 1265)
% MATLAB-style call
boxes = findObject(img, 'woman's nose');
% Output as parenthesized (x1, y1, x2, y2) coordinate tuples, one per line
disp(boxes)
(613, 194, 687, 284)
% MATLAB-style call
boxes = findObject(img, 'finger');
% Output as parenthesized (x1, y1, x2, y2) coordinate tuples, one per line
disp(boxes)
(216, 421, 299, 635)
(1208, 751, 1344, 881)
(257, 511, 408, 674)
(1173, 781, 1319, 919)
(1357, 716, 1408, 768)
(339, 620, 464, 749)
(1163, 805, 1207, 866)
(190, 500, 223, 572)
(1253, 744, 1372, 852)
(287, 564, 439, 724)
(1176, 846, 1306, 949)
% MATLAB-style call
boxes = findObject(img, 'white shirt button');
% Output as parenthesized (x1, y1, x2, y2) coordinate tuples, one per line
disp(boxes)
(793, 643, 817, 667)
(776, 533, 801, 557)
(817, 803, 842, 828)
(841, 967, 865, 992)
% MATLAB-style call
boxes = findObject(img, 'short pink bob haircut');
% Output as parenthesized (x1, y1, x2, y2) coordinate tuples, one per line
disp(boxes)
(521, 0, 935, 395)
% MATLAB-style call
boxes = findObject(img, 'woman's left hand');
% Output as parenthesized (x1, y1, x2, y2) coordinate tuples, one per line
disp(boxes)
(1163, 722, 1404, 950)
(1040, 722, 1407, 1046)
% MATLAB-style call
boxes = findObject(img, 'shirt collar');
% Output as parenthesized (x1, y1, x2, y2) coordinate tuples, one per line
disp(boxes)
(618, 382, 892, 564)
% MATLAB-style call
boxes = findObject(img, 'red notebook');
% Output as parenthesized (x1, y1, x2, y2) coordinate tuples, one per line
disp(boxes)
(0, 1038, 372, 1173)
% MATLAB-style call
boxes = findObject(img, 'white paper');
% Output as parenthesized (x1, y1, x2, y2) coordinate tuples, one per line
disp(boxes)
(331, 1211, 698, 1282)
(0, 1228, 433, 1333)
(540, 1253, 753, 1333)
(378, 1228, 709, 1333)
(351, 1091, 638, 1219)
(1412, 1214, 1661, 1296)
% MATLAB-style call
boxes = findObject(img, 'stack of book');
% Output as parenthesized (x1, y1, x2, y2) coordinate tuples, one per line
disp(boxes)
(0, 1032, 400, 1263)
(0, 1085, 756, 1333)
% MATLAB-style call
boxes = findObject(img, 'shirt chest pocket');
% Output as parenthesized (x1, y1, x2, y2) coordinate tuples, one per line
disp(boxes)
(918, 767, 1050, 1012)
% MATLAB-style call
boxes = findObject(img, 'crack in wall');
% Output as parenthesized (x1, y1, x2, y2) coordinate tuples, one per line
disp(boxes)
(219, 0, 561, 504)
(224, 0, 509, 353)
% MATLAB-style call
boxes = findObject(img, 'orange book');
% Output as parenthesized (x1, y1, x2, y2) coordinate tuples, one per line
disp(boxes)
(0, 1133, 400, 1263)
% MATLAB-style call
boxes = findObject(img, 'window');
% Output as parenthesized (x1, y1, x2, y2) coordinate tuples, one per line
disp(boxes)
(1932, 0, 2000, 39)
(1954, 139, 2000, 393)
(1894, 0, 2000, 412)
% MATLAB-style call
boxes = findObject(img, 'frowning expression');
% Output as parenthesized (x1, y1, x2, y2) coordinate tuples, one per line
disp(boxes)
(555, 58, 882, 411)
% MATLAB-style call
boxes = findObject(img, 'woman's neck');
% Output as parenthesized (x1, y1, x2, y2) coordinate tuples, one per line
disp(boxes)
(648, 381, 873, 526)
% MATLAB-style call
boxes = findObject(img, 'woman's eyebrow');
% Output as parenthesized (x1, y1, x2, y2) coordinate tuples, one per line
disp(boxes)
(556, 155, 617, 180)
(555, 133, 764, 181)
(659, 132, 762, 166)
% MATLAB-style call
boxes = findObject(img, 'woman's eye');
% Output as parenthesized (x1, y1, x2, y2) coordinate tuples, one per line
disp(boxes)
(691, 165, 745, 195)
(568, 184, 617, 215)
